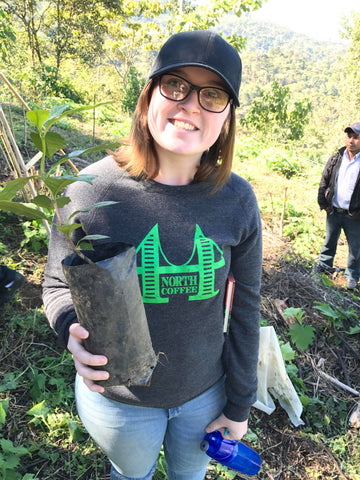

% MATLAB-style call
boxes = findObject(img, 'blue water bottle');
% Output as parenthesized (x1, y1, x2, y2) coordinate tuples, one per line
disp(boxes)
(200, 430, 261, 476)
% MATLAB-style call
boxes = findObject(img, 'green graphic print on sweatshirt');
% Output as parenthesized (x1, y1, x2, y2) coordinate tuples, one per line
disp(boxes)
(137, 224, 225, 304)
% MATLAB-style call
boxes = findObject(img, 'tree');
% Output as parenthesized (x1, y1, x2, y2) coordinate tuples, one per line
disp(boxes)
(0, 9, 15, 63)
(241, 80, 312, 142)
(0, 0, 46, 66)
(120, 64, 146, 113)
(340, 12, 360, 119)
(1, 0, 266, 104)
(0, 0, 123, 68)
(102, 1, 165, 95)
(166, 0, 264, 50)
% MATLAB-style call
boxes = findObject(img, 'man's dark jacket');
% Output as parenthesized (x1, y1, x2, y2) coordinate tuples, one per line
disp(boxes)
(317, 146, 360, 219)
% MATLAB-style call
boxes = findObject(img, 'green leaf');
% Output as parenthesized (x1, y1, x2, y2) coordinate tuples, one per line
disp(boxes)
(32, 195, 54, 211)
(43, 174, 98, 199)
(66, 418, 84, 442)
(42, 177, 77, 198)
(77, 241, 94, 251)
(26, 400, 50, 419)
(286, 362, 301, 381)
(283, 307, 304, 323)
(61, 173, 98, 184)
(80, 234, 110, 242)
(0, 177, 34, 200)
(43, 101, 112, 131)
(289, 324, 315, 351)
(320, 273, 333, 287)
(0, 438, 29, 456)
(0, 201, 48, 220)
(280, 341, 295, 361)
(44, 131, 67, 159)
(0, 403, 6, 428)
(0, 372, 20, 392)
(67, 201, 117, 222)
(48, 104, 71, 121)
(56, 196, 71, 209)
(56, 223, 82, 236)
(66, 142, 121, 159)
(347, 325, 360, 335)
(29, 372, 46, 402)
(79, 201, 118, 213)
(48, 142, 121, 173)
(30, 131, 66, 159)
(26, 109, 50, 130)
(30, 131, 42, 152)
(0, 453, 21, 471)
(313, 302, 339, 320)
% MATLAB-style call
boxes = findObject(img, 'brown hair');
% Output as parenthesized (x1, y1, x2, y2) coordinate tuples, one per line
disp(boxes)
(112, 78, 236, 191)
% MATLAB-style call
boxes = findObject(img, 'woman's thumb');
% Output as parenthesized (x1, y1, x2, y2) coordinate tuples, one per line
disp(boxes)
(205, 419, 221, 433)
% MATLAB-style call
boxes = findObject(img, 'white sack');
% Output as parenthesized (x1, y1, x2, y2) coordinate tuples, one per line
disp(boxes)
(253, 326, 304, 427)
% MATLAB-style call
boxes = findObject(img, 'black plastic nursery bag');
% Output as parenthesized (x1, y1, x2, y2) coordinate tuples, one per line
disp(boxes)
(62, 243, 157, 388)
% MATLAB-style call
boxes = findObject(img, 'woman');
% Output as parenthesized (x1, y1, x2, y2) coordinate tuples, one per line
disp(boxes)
(43, 30, 262, 480)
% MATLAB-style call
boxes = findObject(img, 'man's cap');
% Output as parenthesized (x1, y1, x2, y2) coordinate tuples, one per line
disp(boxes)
(149, 30, 242, 107)
(344, 122, 360, 135)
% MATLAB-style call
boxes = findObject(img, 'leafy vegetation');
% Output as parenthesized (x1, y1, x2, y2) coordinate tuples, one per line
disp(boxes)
(1, 122, 359, 478)
(0, 104, 120, 262)
(240, 80, 312, 142)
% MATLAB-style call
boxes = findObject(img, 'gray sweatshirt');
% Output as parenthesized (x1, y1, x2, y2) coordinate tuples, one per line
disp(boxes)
(43, 156, 262, 422)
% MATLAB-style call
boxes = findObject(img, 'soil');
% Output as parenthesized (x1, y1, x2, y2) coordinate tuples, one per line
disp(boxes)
(2, 215, 359, 480)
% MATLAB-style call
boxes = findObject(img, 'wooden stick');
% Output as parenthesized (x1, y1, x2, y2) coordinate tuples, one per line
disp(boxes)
(318, 370, 360, 396)
(0, 106, 51, 236)
(0, 71, 79, 174)
(0, 71, 31, 110)
(280, 186, 288, 237)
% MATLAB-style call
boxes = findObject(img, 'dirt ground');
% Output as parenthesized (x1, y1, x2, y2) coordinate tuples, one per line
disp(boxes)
(252, 226, 360, 480)
(3, 218, 360, 480)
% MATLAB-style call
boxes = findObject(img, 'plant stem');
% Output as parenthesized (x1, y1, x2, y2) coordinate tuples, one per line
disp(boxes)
(54, 202, 94, 265)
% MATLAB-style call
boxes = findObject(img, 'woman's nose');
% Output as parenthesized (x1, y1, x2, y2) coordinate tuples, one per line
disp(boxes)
(178, 89, 201, 112)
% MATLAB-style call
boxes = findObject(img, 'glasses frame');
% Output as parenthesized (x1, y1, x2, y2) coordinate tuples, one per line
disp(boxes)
(158, 73, 231, 113)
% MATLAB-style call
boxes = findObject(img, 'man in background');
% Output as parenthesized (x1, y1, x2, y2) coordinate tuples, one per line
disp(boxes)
(0, 264, 25, 306)
(315, 122, 360, 289)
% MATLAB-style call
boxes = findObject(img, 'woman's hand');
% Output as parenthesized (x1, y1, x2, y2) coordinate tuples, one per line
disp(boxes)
(205, 413, 248, 441)
(67, 323, 109, 393)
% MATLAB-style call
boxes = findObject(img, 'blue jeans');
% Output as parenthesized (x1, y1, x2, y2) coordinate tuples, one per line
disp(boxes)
(75, 375, 226, 480)
(318, 210, 360, 282)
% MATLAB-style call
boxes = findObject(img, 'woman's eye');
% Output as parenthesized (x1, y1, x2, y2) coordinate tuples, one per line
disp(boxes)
(168, 78, 184, 90)
(203, 89, 219, 99)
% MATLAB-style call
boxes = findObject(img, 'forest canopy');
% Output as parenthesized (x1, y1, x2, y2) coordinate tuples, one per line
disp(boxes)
(0, 0, 360, 152)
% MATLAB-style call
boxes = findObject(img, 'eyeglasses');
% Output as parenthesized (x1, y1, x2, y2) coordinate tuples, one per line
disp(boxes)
(158, 73, 231, 113)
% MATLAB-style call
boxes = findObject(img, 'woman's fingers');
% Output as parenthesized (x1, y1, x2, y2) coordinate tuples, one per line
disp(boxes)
(68, 322, 109, 392)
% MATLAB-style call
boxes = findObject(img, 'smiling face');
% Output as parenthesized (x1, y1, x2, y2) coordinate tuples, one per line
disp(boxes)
(147, 66, 231, 166)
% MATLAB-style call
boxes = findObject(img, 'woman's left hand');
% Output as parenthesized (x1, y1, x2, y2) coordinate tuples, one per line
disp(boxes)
(205, 413, 248, 441)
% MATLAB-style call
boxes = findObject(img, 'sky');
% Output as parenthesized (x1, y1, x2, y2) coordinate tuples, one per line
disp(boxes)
(250, 0, 360, 43)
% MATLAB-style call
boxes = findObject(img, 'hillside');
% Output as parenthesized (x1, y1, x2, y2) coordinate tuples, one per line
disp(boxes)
(210, 14, 348, 150)
(1, 10, 359, 478)
(226, 15, 345, 60)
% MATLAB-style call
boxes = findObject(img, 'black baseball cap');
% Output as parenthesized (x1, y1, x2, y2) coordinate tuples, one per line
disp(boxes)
(344, 122, 360, 135)
(149, 30, 242, 107)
